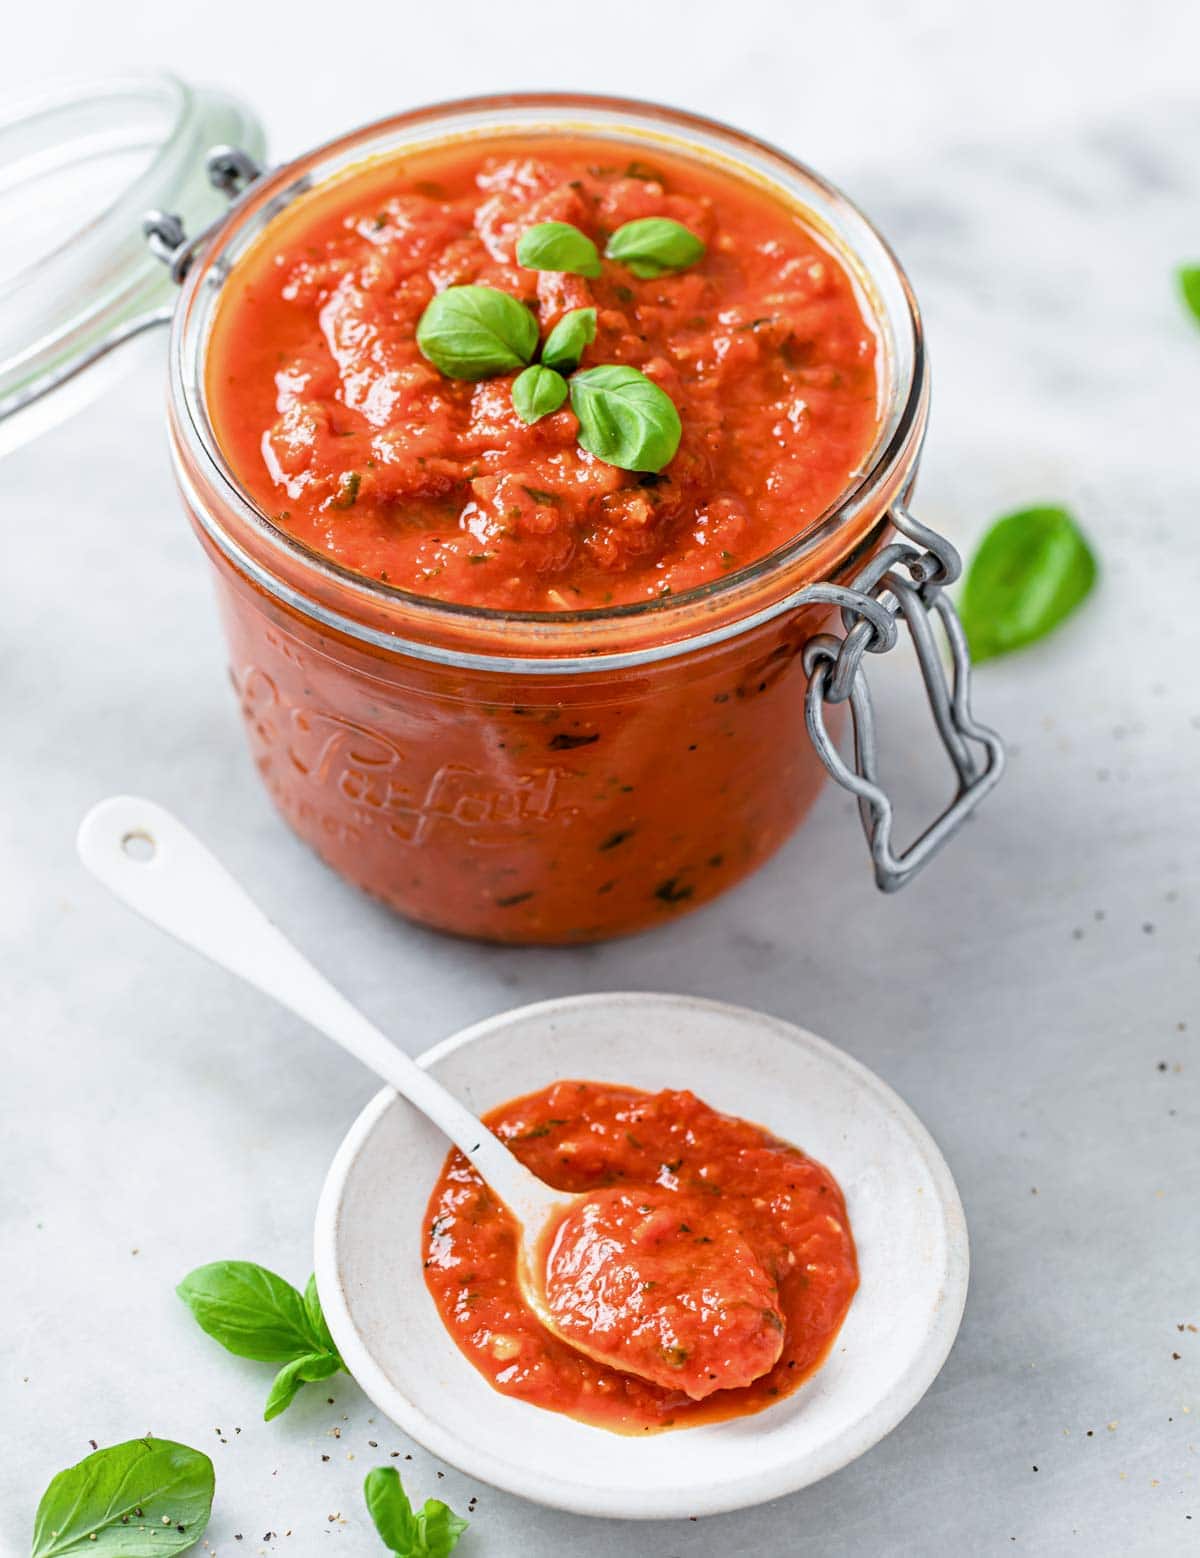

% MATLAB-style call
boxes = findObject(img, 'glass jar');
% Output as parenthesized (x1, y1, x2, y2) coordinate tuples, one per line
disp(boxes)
(6, 89, 1004, 943)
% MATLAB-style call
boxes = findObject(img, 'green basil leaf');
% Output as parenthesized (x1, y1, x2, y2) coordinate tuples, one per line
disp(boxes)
(177, 1260, 317, 1362)
(1179, 264, 1200, 325)
(416, 285, 538, 379)
(541, 307, 597, 372)
(605, 217, 705, 278)
(303, 1273, 341, 1359)
(415, 1501, 470, 1558)
(512, 364, 568, 424)
(364, 1467, 468, 1558)
(364, 1467, 419, 1553)
(960, 505, 1098, 662)
(569, 365, 682, 473)
(516, 220, 601, 277)
(32, 1437, 214, 1558)
(264, 1350, 342, 1421)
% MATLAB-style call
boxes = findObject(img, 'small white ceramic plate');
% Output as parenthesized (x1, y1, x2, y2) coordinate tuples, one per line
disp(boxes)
(314, 993, 967, 1520)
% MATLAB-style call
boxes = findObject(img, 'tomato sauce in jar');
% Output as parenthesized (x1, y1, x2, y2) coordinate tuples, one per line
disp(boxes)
(423, 1081, 858, 1432)
(205, 136, 878, 611)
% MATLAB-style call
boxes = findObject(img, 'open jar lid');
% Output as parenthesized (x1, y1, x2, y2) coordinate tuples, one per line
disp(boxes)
(0, 71, 264, 456)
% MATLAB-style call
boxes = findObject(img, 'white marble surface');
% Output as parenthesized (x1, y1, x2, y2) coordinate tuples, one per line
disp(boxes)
(2, 3, 1199, 1553)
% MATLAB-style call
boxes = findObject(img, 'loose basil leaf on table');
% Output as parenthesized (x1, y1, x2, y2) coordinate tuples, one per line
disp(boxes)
(1179, 264, 1200, 325)
(605, 216, 705, 278)
(512, 364, 569, 424)
(364, 1466, 468, 1558)
(416, 284, 539, 379)
(31, 1437, 214, 1558)
(416, 1500, 470, 1558)
(541, 306, 597, 372)
(177, 1260, 323, 1360)
(177, 1260, 344, 1419)
(516, 220, 602, 277)
(265, 1350, 343, 1421)
(570, 364, 682, 473)
(960, 505, 1097, 662)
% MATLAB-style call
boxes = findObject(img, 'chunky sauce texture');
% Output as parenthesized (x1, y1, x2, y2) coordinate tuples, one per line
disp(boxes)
(423, 1081, 858, 1432)
(543, 1185, 786, 1398)
(207, 136, 878, 611)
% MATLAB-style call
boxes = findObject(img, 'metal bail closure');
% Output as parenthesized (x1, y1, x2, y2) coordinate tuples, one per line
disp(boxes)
(143, 145, 262, 284)
(802, 502, 1005, 892)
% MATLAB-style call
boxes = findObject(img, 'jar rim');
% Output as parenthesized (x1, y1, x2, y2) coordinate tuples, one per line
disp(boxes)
(169, 91, 928, 669)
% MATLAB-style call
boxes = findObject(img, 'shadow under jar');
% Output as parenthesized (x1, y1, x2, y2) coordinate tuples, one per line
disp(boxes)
(165, 94, 1002, 944)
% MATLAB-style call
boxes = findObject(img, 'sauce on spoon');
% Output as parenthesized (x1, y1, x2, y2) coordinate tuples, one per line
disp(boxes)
(542, 1186, 785, 1399)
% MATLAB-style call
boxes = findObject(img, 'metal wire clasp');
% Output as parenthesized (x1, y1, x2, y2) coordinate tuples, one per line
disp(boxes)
(803, 503, 1005, 891)
(143, 146, 262, 284)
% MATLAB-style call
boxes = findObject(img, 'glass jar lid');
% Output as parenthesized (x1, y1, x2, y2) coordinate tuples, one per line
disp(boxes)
(0, 71, 264, 456)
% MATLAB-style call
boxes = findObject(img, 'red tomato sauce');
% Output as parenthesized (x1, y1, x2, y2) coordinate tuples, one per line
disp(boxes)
(206, 136, 879, 611)
(423, 1081, 858, 1432)
(543, 1185, 786, 1399)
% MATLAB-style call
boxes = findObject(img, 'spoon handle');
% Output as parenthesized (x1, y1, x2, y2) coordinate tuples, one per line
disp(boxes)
(76, 796, 555, 1224)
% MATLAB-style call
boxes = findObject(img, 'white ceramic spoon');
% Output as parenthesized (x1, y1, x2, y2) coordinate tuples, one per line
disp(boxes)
(75, 798, 580, 1339)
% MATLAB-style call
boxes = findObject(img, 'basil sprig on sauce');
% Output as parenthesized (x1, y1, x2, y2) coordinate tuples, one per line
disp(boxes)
(570, 365, 682, 473)
(32, 1438, 214, 1557)
(416, 284, 539, 378)
(1179, 264, 1200, 324)
(176, 1260, 345, 1421)
(414, 212, 701, 470)
(606, 216, 706, 278)
(364, 1466, 468, 1557)
(960, 505, 1097, 661)
(516, 220, 601, 277)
